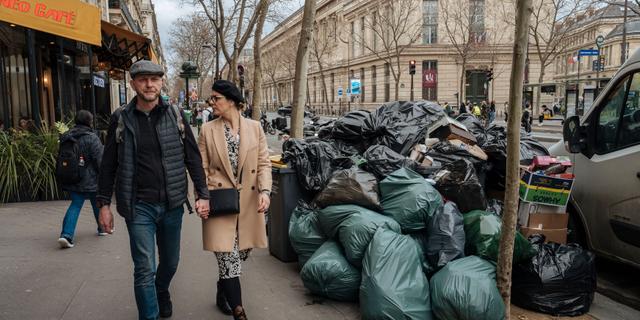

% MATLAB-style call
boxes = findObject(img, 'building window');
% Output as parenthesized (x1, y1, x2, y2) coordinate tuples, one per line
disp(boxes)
(360, 67, 365, 102)
(422, 0, 438, 44)
(331, 73, 335, 103)
(108, 0, 120, 9)
(372, 14, 378, 51)
(384, 63, 390, 102)
(371, 65, 377, 102)
(313, 76, 317, 103)
(351, 21, 355, 58)
(469, 0, 485, 43)
(422, 60, 438, 101)
(360, 17, 365, 55)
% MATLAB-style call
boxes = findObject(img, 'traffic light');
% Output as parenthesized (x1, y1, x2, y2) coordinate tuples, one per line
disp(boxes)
(409, 60, 416, 75)
(487, 68, 494, 82)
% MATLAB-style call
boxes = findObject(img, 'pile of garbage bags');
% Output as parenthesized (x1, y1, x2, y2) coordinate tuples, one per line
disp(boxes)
(283, 101, 596, 319)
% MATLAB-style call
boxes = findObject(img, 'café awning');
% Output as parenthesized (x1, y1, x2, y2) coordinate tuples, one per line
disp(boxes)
(96, 20, 152, 71)
(0, 0, 101, 45)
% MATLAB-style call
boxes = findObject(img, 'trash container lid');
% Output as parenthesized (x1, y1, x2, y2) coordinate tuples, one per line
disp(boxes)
(272, 167, 296, 173)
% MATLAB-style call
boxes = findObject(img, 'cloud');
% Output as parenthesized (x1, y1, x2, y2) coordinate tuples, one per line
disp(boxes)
(153, 0, 197, 55)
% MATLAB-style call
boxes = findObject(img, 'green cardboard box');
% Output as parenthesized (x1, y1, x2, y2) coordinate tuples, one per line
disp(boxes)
(519, 170, 573, 207)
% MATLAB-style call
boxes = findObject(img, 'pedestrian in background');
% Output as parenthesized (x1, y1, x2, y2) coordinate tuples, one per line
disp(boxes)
(96, 60, 210, 320)
(198, 80, 272, 320)
(57, 110, 104, 249)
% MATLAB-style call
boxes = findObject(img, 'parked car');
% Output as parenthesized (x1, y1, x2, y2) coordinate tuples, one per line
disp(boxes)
(277, 105, 313, 118)
(549, 48, 640, 269)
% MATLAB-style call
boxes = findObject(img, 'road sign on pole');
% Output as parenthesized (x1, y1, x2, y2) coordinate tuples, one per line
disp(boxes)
(350, 79, 361, 95)
(337, 87, 343, 98)
(579, 49, 599, 56)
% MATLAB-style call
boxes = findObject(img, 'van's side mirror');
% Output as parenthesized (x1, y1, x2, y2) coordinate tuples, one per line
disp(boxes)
(563, 115, 586, 153)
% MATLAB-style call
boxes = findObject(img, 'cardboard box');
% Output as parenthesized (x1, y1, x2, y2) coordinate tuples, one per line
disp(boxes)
(517, 201, 565, 227)
(428, 117, 478, 145)
(521, 213, 568, 244)
(519, 169, 574, 207)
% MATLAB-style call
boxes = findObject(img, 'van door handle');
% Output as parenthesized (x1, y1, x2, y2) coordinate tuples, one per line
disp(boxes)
(637, 172, 640, 179)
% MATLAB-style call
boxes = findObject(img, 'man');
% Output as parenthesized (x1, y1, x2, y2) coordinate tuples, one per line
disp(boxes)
(96, 60, 209, 320)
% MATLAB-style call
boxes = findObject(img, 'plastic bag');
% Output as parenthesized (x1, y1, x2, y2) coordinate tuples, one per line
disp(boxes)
(314, 167, 382, 211)
(288, 201, 326, 267)
(512, 234, 597, 316)
(408, 231, 435, 275)
(318, 204, 366, 239)
(282, 139, 341, 192)
(430, 256, 505, 320)
(434, 159, 488, 213)
(369, 101, 446, 156)
(362, 145, 437, 180)
(300, 241, 361, 301)
(455, 113, 488, 146)
(426, 140, 485, 167)
(338, 209, 401, 267)
(425, 202, 465, 270)
(331, 110, 376, 142)
(360, 228, 433, 320)
(379, 167, 443, 233)
(463, 210, 536, 263)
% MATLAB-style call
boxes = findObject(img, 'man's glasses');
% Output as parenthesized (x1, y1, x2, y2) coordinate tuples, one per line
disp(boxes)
(210, 95, 225, 102)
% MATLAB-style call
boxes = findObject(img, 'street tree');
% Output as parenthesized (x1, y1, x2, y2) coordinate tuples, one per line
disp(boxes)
(349, 0, 422, 101)
(252, 0, 271, 120)
(310, 18, 337, 108)
(497, 0, 533, 317)
(291, 0, 317, 138)
(167, 14, 217, 101)
(262, 48, 283, 106)
(441, 0, 486, 105)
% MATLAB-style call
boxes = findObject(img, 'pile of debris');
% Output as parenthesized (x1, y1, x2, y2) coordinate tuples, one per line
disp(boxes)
(280, 101, 596, 319)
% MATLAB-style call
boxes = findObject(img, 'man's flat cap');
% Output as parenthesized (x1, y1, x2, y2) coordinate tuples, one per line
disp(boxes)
(130, 60, 164, 78)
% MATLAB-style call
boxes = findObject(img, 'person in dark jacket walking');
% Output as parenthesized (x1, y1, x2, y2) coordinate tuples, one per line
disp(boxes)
(96, 60, 210, 320)
(57, 110, 104, 249)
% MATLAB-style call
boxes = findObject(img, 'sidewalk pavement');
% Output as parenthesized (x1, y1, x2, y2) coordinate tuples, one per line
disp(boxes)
(2, 200, 639, 320)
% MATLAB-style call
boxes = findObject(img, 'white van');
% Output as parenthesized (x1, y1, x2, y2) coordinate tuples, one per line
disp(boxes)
(550, 49, 640, 269)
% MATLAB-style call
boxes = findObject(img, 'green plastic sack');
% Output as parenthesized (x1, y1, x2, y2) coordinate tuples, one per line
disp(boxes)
(379, 167, 443, 233)
(430, 256, 505, 320)
(300, 241, 361, 302)
(360, 228, 433, 320)
(317, 204, 361, 238)
(289, 201, 326, 267)
(463, 210, 536, 263)
(408, 231, 435, 275)
(338, 208, 401, 268)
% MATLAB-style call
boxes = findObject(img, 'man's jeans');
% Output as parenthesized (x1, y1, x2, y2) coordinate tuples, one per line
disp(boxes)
(60, 192, 100, 240)
(126, 201, 184, 320)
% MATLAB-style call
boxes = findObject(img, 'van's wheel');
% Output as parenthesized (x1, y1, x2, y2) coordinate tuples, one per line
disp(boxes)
(567, 204, 588, 248)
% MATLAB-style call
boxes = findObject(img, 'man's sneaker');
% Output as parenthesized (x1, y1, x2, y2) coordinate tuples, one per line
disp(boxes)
(97, 231, 109, 236)
(157, 291, 173, 318)
(58, 237, 74, 248)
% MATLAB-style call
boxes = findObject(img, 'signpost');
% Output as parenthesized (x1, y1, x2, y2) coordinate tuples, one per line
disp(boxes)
(575, 49, 599, 116)
(595, 36, 605, 96)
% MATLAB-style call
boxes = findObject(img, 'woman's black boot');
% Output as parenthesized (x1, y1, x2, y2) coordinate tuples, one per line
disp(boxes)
(216, 280, 233, 315)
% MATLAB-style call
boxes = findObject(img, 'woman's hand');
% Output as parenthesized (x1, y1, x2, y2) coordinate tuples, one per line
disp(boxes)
(258, 193, 270, 214)
(196, 198, 210, 219)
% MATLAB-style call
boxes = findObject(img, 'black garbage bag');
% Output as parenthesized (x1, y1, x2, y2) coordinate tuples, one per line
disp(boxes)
(520, 137, 550, 165)
(455, 113, 488, 146)
(425, 202, 465, 270)
(408, 231, 435, 275)
(430, 256, 505, 320)
(288, 201, 326, 267)
(282, 139, 341, 192)
(434, 159, 487, 213)
(512, 234, 597, 316)
(379, 167, 443, 233)
(300, 241, 361, 301)
(486, 199, 504, 216)
(360, 228, 434, 320)
(315, 167, 381, 211)
(329, 138, 364, 156)
(369, 101, 446, 156)
(463, 210, 536, 264)
(337, 208, 401, 267)
(331, 110, 376, 142)
(362, 145, 438, 180)
(426, 140, 485, 167)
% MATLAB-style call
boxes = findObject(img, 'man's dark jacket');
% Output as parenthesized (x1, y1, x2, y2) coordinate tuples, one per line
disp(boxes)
(60, 125, 103, 193)
(97, 97, 208, 221)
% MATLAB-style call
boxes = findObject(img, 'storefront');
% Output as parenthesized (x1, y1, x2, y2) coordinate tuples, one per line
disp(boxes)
(0, 0, 152, 130)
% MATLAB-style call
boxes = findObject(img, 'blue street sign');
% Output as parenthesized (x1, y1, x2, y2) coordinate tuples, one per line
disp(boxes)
(350, 79, 361, 95)
(579, 49, 599, 56)
(337, 87, 343, 97)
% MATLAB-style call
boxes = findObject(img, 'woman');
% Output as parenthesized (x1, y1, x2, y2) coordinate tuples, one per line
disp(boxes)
(197, 80, 272, 320)
(57, 110, 105, 248)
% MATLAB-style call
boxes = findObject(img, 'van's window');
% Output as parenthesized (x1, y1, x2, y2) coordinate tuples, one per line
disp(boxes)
(596, 72, 640, 154)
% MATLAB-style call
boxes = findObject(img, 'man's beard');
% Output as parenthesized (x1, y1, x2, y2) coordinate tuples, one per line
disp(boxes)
(138, 91, 159, 102)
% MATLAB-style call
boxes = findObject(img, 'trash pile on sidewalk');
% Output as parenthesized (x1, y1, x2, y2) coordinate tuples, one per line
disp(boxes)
(277, 101, 596, 319)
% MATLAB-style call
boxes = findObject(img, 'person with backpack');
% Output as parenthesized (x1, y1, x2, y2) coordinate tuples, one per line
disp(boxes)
(96, 60, 209, 319)
(56, 110, 104, 249)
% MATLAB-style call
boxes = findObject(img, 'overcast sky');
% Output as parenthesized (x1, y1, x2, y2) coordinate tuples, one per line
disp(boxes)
(153, 0, 305, 64)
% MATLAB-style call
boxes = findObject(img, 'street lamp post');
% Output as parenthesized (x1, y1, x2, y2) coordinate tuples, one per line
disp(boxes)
(180, 61, 200, 108)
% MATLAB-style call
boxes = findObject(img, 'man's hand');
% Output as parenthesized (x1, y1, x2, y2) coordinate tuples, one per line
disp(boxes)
(99, 206, 114, 234)
(258, 193, 270, 214)
(195, 199, 210, 219)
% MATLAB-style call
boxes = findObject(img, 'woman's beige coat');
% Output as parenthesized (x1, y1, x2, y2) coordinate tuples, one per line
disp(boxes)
(198, 116, 272, 252)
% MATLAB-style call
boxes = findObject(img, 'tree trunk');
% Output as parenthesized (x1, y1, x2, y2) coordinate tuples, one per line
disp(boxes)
(291, 0, 317, 138)
(535, 67, 545, 117)
(459, 61, 466, 105)
(252, 1, 269, 121)
(497, 0, 532, 318)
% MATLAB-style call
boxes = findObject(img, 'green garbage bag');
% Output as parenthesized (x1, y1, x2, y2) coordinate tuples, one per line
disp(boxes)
(338, 208, 401, 268)
(430, 256, 505, 320)
(463, 210, 536, 264)
(379, 167, 443, 233)
(289, 201, 326, 267)
(408, 231, 435, 275)
(317, 204, 361, 238)
(360, 228, 433, 320)
(300, 241, 361, 302)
